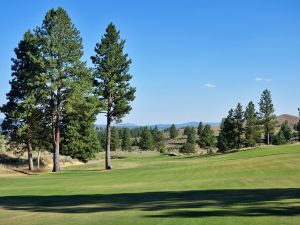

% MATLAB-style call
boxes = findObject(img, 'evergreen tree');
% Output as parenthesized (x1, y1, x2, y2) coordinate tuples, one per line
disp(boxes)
(197, 122, 204, 136)
(233, 103, 244, 149)
(36, 7, 89, 172)
(244, 101, 261, 147)
(139, 127, 154, 150)
(217, 109, 236, 151)
(181, 127, 196, 153)
(121, 128, 132, 151)
(152, 126, 166, 152)
(91, 23, 136, 169)
(97, 128, 106, 151)
(259, 89, 276, 145)
(1, 31, 46, 170)
(273, 130, 287, 145)
(111, 127, 121, 151)
(60, 74, 101, 162)
(279, 121, 292, 142)
(184, 126, 193, 136)
(198, 124, 216, 149)
(169, 124, 178, 139)
(187, 127, 196, 144)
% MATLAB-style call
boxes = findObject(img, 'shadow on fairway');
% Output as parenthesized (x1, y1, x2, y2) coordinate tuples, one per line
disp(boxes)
(0, 189, 300, 217)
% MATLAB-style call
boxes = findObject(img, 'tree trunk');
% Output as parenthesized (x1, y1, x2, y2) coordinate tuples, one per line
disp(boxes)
(52, 114, 60, 172)
(27, 141, 34, 171)
(37, 150, 41, 171)
(267, 133, 270, 145)
(105, 115, 112, 170)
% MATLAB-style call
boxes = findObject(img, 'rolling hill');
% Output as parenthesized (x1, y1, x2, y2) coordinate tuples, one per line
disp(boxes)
(276, 114, 299, 127)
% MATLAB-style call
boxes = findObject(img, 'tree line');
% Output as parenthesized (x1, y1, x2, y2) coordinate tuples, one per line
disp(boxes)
(217, 89, 300, 151)
(0, 7, 135, 172)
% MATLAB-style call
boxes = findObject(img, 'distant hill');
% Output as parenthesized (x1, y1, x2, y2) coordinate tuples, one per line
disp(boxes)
(276, 114, 299, 127)
(96, 121, 220, 130)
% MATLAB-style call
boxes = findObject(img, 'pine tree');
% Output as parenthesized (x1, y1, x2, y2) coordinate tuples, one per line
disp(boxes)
(187, 128, 196, 144)
(259, 89, 276, 145)
(280, 121, 292, 142)
(169, 124, 178, 139)
(244, 101, 261, 147)
(111, 127, 121, 151)
(197, 122, 204, 136)
(184, 126, 193, 136)
(97, 128, 106, 151)
(217, 109, 236, 151)
(273, 130, 287, 145)
(1, 31, 46, 170)
(233, 103, 244, 149)
(198, 124, 216, 149)
(139, 127, 154, 150)
(91, 23, 136, 169)
(121, 128, 132, 151)
(60, 73, 101, 162)
(152, 126, 166, 152)
(36, 7, 88, 172)
(182, 127, 196, 153)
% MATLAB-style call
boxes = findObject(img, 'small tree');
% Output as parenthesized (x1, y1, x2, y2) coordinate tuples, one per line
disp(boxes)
(181, 127, 196, 153)
(91, 23, 136, 169)
(169, 124, 178, 139)
(184, 126, 193, 136)
(234, 103, 244, 149)
(111, 127, 121, 151)
(121, 128, 132, 151)
(244, 101, 261, 147)
(152, 127, 165, 152)
(280, 121, 292, 142)
(198, 124, 216, 149)
(259, 89, 276, 145)
(273, 131, 287, 145)
(139, 127, 154, 150)
(197, 122, 204, 136)
(97, 128, 106, 151)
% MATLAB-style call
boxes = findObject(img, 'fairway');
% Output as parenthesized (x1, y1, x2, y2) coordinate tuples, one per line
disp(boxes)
(1, 144, 300, 225)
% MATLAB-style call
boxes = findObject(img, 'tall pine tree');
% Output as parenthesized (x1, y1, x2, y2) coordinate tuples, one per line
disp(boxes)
(233, 103, 244, 149)
(36, 8, 90, 172)
(1, 31, 47, 170)
(244, 101, 261, 147)
(259, 89, 276, 145)
(91, 23, 136, 169)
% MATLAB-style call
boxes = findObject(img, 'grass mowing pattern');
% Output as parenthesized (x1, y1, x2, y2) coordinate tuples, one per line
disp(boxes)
(0, 144, 300, 225)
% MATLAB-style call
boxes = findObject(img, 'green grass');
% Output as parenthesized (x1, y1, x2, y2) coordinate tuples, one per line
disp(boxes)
(1, 144, 300, 225)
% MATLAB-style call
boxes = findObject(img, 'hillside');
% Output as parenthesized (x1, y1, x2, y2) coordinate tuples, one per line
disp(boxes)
(276, 114, 299, 127)
(0, 144, 299, 225)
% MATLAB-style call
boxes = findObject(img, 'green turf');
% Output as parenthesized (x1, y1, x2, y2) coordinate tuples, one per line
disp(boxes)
(1, 144, 300, 225)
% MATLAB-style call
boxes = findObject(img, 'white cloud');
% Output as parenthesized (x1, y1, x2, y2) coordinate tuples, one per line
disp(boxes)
(255, 77, 272, 82)
(205, 83, 216, 88)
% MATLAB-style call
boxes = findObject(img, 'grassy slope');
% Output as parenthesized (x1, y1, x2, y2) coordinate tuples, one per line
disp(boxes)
(0, 144, 300, 225)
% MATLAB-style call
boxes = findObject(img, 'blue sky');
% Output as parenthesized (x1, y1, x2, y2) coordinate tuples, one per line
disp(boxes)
(0, 0, 299, 125)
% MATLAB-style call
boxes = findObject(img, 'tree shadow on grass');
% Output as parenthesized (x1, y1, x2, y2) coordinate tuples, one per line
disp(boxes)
(0, 153, 28, 167)
(0, 189, 300, 217)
